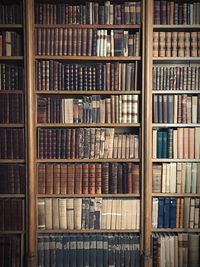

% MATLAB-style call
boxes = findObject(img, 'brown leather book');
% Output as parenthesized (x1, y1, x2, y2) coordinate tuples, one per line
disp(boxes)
(110, 163, 118, 194)
(177, 32, 185, 57)
(95, 163, 102, 194)
(66, 129, 71, 159)
(53, 164, 60, 194)
(132, 164, 140, 194)
(102, 163, 109, 194)
(88, 164, 95, 194)
(117, 164, 123, 193)
(82, 164, 89, 194)
(171, 32, 178, 57)
(191, 32, 198, 57)
(37, 164, 46, 194)
(159, 32, 166, 57)
(60, 164, 67, 194)
(67, 164, 75, 194)
(74, 164, 82, 194)
(68, 28, 72, 56)
(72, 28, 77, 56)
(45, 164, 53, 194)
(153, 32, 159, 57)
(70, 129, 76, 159)
(82, 29, 87, 56)
(127, 163, 133, 193)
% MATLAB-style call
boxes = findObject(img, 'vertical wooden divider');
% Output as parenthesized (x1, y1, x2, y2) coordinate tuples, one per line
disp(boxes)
(144, 0, 153, 267)
(24, 0, 37, 266)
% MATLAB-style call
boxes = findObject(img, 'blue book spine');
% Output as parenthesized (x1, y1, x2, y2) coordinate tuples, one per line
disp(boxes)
(158, 197, 164, 228)
(169, 197, 177, 228)
(157, 131, 163, 158)
(162, 131, 168, 158)
(55, 235, 63, 267)
(163, 198, 170, 228)
(63, 235, 69, 267)
(77, 235, 84, 267)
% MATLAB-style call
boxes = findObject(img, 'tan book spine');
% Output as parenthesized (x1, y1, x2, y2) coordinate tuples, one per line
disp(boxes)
(153, 32, 159, 57)
(66, 198, 74, 230)
(195, 128, 200, 159)
(191, 32, 198, 57)
(184, 32, 191, 57)
(45, 198, 52, 230)
(158, 32, 166, 57)
(74, 198, 82, 230)
(177, 128, 183, 159)
(177, 32, 185, 57)
(59, 198, 67, 229)
(165, 32, 171, 57)
(183, 128, 189, 159)
(52, 198, 59, 229)
(188, 128, 195, 159)
(171, 32, 178, 57)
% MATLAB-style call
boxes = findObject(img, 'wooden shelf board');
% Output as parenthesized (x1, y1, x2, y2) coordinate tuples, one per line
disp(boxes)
(38, 229, 140, 233)
(0, 231, 25, 234)
(36, 90, 141, 95)
(0, 24, 23, 28)
(0, 90, 24, 94)
(35, 56, 141, 61)
(37, 194, 140, 198)
(152, 193, 200, 197)
(152, 90, 200, 94)
(37, 123, 141, 127)
(153, 57, 200, 62)
(36, 159, 140, 163)
(153, 228, 200, 233)
(0, 160, 25, 163)
(0, 124, 24, 128)
(0, 194, 25, 198)
(0, 56, 23, 60)
(152, 159, 200, 163)
(152, 123, 200, 128)
(35, 24, 141, 29)
(153, 24, 200, 29)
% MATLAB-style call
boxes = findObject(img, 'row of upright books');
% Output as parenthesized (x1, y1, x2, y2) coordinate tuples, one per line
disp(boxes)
(0, 63, 24, 91)
(152, 233, 199, 267)
(0, 199, 23, 230)
(0, 164, 25, 194)
(38, 128, 139, 160)
(0, 129, 24, 159)
(154, 0, 200, 25)
(0, 31, 22, 56)
(38, 198, 140, 230)
(37, 163, 140, 195)
(0, 94, 24, 123)
(0, 4, 22, 24)
(152, 197, 200, 229)
(152, 127, 200, 159)
(37, 95, 139, 124)
(153, 94, 200, 124)
(153, 162, 200, 194)
(35, 1, 141, 25)
(153, 66, 200, 91)
(0, 235, 21, 267)
(153, 32, 200, 57)
(38, 233, 140, 267)
(36, 29, 140, 57)
(36, 61, 137, 91)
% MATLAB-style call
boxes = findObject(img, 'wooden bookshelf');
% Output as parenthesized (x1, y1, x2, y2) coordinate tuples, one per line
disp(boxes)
(38, 194, 141, 198)
(0, 24, 23, 28)
(153, 25, 200, 29)
(152, 123, 200, 127)
(152, 193, 200, 197)
(0, 56, 24, 60)
(152, 228, 200, 233)
(0, 124, 25, 128)
(36, 90, 142, 95)
(152, 90, 200, 94)
(35, 24, 141, 29)
(36, 159, 140, 163)
(0, 194, 26, 198)
(38, 229, 140, 234)
(35, 56, 141, 61)
(37, 123, 141, 127)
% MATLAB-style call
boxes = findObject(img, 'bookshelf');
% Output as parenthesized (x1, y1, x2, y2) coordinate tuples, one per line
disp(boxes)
(0, 0, 199, 266)
(150, 1, 200, 266)
(0, 0, 26, 266)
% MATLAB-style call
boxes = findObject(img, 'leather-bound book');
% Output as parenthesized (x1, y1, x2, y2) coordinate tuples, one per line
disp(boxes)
(117, 163, 123, 193)
(53, 164, 60, 194)
(110, 163, 117, 194)
(60, 164, 67, 194)
(132, 164, 140, 194)
(82, 164, 89, 194)
(37, 164, 46, 194)
(75, 164, 82, 194)
(45, 164, 53, 194)
(88, 164, 96, 194)
(102, 163, 109, 194)
(67, 164, 75, 194)
(95, 163, 102, 194)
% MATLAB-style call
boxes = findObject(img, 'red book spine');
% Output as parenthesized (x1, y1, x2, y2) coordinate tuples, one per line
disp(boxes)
(53, 164, 60, 194)
(60, 164, 67, 194)
(37, 164, 46, 194)
(82, 164, 89, 194)
(88, 164, 95, 194)
(67, 164, 75, 194)
(95, 163, 102, 194)
(45, 164, 53, 194)
(74, 164, 82, 194)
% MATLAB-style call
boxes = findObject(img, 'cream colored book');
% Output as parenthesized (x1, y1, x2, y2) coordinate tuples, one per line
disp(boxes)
(108, 128, 114, 159)
(166, 163, 170, 193)
(174, 235, 178, 267)
(181, 163, 186, 193)
(110, 199, 117, 230)
(165, 236, 170, 267)
(188, 234, 199, 267)
(136, 199, 140, 230)
(38, 198, 45, 230)
(197, 163, 200, 193)
(101, 199, 107, 229)
(152, 129, 157, 159)
(152, 198, 158, 228)
(169, 163, 177, 193)
(192, 95, 197, 123)
(162, 163, 167, 193)
(74, 198, 82, 230)
(191, 163, 197, 193)
(105, 199, 112, 230)
(66, 198, 74, 230)
(58, 198, 67, 229)
(115, 199, 122, 229)
(176, 163, 182, 193)
(52, 198, 59, 229)
(177, 128, 183, 159)
(129, 134, 135, 159)
(185, 163, 192, 193)
(183, 128, 189, 159)
(160, 235, 166, 267)
(45, 198, 52, 230)
(173, 95, 178, 123)
(121, 199, 128, 229)
(121, 135, 126, 159)
(189, 128, 195, 159)
(130, 199, 136, 230)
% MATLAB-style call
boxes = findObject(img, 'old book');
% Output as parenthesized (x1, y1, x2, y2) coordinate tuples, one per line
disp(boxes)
(52, 198, 59, 229)
(88, 164, 95, 194)
(45, 198, 52, 230)
(153, 32, 159, 57)
(38, 199, 45, 230)
(74, 164, 82, 194)
(37, 164, 46, 194)
(66, 198, 74, 230)
(67, 164, 75, 194)
(74, 198, 82, 230)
